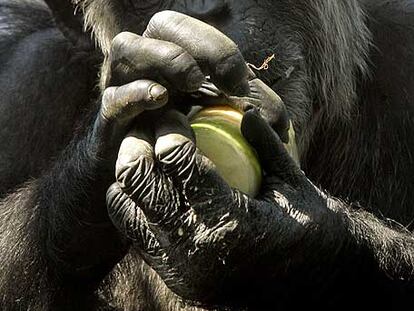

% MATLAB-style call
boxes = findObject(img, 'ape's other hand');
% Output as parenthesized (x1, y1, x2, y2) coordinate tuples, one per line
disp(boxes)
(106, 109, 339, 306)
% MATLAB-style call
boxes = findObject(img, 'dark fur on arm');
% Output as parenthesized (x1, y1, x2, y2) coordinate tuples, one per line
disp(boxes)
(0, 114, 128, 310)
(341, 200, 414, 281)
(318, 198, 414, 307)
(0, 2, 123, 309)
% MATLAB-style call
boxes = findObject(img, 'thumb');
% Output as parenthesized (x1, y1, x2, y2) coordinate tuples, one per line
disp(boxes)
(241, 109, 302, 185)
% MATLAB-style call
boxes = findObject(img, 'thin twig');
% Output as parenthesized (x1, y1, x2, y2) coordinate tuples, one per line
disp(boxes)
(247, 54, 276, 71)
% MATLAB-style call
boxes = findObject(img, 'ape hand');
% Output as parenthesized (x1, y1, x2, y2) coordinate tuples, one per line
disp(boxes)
(106, 109, 339, 305)
(93, 11, 289, 163)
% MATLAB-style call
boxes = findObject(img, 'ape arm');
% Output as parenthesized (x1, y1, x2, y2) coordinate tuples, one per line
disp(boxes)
(0, 7, 183, 311)
(0, 3, 126, 308)
(87, 9, 414, 308)
(0, 123, 128, 309)
(340, 201, 414, 281)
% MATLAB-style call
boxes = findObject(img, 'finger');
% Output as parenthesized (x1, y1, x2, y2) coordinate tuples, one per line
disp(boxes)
(106, 182, 177, 269)
(143, 11, 252, 95)
(189, 78, 290, 143)
(101, 79, 168, 125)
(229, 79, 290, 143)
(246, 79, 290, 144)
(154, 110, 231, 202)
(154, 109, 198, 184)
(241, 109, 303, 185)
(107, 32, 205, 92)
(106, 183, 156, 250)
(115, 123, 188, 231)
(106, 183, 182, 289)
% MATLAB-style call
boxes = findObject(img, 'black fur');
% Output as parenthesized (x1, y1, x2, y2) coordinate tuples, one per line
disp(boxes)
(0, 0, 413, 310)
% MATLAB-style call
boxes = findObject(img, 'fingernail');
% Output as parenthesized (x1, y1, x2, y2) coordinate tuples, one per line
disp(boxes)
(186, 67, 205, 91)
(243, 103, 256, 113)
(149, 84, 168, 103)
(245, 107, 260, 116)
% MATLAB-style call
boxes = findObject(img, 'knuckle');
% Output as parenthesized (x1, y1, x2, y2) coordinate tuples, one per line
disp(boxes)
(102, 87, 116, 104)
(117, 137, 153, 169)
(156, 135, 197, 180)
(146, 11, 187, 39)
(149, 10, 177, 27)
(155, 134, 195, 163)
(116, 137, 154, 190)
(116, 154, 154, 193)
(108, 32, 141, 86)
(111, 31, 138, 51)
(168, 46, 188, 63)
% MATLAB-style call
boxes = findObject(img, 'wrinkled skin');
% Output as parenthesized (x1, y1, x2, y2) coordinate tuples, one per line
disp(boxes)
(107, 109, 331, 304)
(100, 10, 335, 305)
(0, 0, 414, 310)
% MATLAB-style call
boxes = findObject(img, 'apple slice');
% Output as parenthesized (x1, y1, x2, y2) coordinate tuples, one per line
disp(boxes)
(191, 106, 262, 197)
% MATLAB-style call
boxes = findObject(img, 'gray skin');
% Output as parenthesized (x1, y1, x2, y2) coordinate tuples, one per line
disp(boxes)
(95, 7, 414, 309)
(101, 10, 336, 305)
(0, 0, 414, 310)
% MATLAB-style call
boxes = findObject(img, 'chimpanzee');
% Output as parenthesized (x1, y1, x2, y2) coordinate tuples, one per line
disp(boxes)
(0, 0, 413, 310)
